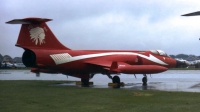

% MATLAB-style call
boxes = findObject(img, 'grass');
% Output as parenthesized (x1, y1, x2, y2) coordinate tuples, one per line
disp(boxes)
(1, 80, 200, 112)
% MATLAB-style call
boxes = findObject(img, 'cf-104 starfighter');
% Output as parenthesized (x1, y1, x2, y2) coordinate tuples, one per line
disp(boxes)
(6, 18, 183, 86)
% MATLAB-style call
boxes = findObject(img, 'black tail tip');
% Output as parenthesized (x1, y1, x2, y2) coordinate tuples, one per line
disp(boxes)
(182, 11, 200, 16)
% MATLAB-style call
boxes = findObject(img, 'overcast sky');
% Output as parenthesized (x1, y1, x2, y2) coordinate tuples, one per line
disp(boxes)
(1, 0, 200, 57)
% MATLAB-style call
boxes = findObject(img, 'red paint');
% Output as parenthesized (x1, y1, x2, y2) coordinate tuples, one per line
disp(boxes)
(7, 18, 177, 80)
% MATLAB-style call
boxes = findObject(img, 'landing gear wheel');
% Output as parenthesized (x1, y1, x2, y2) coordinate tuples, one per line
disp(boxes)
(112, 76, 121, 88)
(81, 79, 89, 86)
(142, 77, 147, 86)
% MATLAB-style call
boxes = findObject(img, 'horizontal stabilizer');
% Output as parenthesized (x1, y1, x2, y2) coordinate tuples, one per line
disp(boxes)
(182, 11, 200, 16)
(6, 18, 52, 24)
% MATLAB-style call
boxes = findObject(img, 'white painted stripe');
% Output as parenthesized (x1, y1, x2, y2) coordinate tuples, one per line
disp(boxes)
(50, 53, 72, 65)
(60, 54, 65, 59)
(51, 55, 56, 60)
(50, 52, 168, 66)
(54, 55, 59, 61)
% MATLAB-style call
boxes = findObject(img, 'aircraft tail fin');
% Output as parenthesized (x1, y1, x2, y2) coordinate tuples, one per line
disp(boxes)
(6, 18, 70, 50)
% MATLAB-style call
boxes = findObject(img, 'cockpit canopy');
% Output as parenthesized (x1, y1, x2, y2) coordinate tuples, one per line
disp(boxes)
(150, 50, 168, 56)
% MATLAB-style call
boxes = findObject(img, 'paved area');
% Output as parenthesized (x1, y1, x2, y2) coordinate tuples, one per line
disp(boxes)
(1, 70, 200, 92)
(52, 77, 200, 92)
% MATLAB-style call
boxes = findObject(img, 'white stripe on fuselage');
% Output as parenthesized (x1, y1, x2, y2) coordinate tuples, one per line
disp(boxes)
(50, 52, 168, 65)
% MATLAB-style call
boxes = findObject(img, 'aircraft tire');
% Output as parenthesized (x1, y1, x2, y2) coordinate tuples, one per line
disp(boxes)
(142, 77, 147, 86)
(81, 79, 89, 86)
(112, 76, 120, 88)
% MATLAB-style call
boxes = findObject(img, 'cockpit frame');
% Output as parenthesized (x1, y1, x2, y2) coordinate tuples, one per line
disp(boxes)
(150, 50, 168, 56)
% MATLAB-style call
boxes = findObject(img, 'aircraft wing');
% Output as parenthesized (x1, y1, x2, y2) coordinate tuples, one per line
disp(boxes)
(85, 60, 130, 73)
(85, 60, 113, 67)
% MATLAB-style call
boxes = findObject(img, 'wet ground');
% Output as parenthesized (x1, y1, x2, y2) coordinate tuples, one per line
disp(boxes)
(1, 70, 200, 92)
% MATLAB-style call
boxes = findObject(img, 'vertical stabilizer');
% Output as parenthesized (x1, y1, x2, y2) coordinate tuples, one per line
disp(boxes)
(6, 18, 70, 50)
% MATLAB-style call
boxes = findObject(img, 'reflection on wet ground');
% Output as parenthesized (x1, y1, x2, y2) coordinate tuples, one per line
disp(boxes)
(1, 70, 200, 92)
(51, 80, 200, 92)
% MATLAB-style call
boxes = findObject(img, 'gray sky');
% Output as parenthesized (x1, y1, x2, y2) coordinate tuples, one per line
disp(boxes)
(1, 0, 200, 57)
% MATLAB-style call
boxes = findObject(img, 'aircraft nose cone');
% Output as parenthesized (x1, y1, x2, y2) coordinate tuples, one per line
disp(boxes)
(176, 60, 187, 68)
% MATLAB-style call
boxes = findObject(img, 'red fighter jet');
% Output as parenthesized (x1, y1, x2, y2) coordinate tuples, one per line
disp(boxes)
(6, 18, 183, 86)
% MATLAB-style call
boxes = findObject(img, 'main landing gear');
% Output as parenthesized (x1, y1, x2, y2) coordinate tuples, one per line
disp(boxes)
(81, 78, 89, 86)
(106, 74, 121, 84)
(80, 73, 95, 86)
(111, 75, 148, 87)
(79, 73, 148, 87)
(107, 74, 123, 88)
(112, 76, 120, 83)
(142, 74, 148, 86)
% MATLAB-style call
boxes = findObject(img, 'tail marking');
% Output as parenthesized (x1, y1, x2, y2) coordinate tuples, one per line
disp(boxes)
(29, 26, 46, 45)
